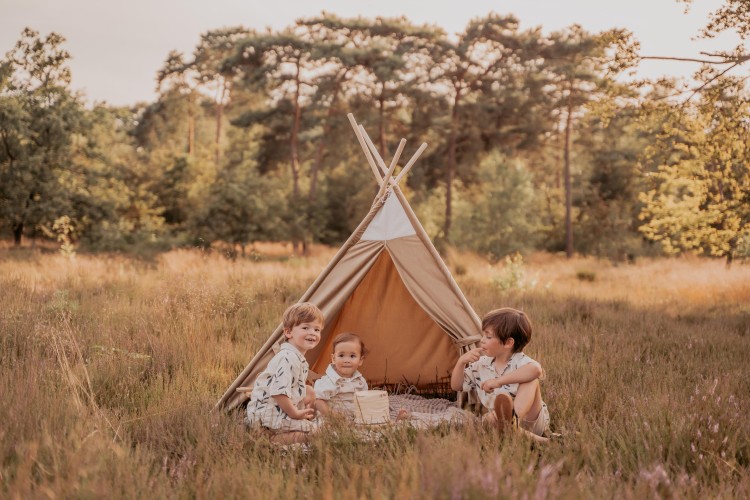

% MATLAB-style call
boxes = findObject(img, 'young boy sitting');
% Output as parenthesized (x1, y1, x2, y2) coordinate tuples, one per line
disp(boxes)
(451, 307, 550, 440)
(245, 302, 323, 444)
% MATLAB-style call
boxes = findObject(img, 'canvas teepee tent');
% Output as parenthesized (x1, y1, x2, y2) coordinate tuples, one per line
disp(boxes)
(217, 114, 481, 411)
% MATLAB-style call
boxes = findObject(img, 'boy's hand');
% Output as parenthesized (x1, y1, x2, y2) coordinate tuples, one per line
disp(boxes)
(480, 378, 504, 392)
(292, 407, 316, 420)
(303, 385, 316, 408)
(458, 347, 484, 365)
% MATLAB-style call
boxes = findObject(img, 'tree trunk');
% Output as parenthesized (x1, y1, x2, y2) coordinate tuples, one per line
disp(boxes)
(290, 61, 303, 254)
(564, 89, 574, 259)
(214, 79, 228, 166)
(726, 235, 737, 268)
(187, 102, 195, 156)
(378, 86, 387, 156)
(309, 83, 342, 206)
(12, 222, 23, 246)
(304, 81, 345, 255)
(555, 117, 563, 189)
(444, 90, 461, 244)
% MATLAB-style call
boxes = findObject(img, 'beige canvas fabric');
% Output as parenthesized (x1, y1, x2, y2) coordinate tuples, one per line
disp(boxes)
(216, 181, 481, 412)
(310, 248, 458, 386)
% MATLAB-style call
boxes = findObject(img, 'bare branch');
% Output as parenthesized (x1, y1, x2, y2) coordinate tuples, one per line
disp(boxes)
(641, 55, 735, 64)
(683, 61, 742, 104)
(641, 53, 750, 65)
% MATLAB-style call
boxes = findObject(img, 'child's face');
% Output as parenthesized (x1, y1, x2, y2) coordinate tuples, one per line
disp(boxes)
(285, 321, 322, 353)
(331, 340, 364, 378)
(480, 329, 513, 358)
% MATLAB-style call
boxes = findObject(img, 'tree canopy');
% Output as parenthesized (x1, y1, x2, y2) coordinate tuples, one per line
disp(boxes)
(1, 10, 748, 264)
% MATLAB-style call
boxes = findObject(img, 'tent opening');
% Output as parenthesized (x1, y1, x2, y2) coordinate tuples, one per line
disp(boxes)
(310, 249, 458, 391)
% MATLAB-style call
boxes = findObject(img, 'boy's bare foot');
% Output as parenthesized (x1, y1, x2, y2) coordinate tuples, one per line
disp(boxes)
(493, 393, 514, 436)
(396, 408, 410, 420)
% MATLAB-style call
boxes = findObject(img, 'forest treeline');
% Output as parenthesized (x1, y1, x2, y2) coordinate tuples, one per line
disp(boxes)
(1, 12, 748, 262)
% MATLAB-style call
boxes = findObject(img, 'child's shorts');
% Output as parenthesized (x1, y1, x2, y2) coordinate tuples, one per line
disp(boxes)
(520, 401, 550, 437)
(246, 409, 321, 433)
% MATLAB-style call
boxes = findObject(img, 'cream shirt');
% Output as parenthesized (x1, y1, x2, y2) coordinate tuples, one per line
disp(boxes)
(462, 352, 542, 409)
(314, 364, 368, 415)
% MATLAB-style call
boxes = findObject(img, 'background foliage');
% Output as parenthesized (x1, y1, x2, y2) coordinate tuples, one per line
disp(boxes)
(1, 8, 749, 262)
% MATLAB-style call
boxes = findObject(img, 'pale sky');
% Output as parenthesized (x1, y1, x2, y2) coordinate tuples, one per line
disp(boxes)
(1, 0, 744, 106)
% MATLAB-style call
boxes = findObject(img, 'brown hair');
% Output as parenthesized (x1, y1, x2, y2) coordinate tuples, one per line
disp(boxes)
(331, 332, 369, 358)
(481, 307, 532, 353)
(282, 302, 324, 331)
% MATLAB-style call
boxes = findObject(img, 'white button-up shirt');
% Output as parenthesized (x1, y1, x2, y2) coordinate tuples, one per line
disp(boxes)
(462, 352, 541, 409)
(314, 364, 368, 415)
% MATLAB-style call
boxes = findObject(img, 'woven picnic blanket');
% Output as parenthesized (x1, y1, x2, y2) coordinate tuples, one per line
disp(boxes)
(388, 394, 473, 428)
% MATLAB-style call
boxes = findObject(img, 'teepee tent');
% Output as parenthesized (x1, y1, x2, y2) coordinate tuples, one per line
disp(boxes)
(217, 114, 481, 411)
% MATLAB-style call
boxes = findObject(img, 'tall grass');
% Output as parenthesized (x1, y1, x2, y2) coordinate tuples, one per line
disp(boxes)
(1, 247, 748, 498)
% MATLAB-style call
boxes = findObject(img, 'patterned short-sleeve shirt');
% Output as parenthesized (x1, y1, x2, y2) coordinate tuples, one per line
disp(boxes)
(463, 352, 541, 409)
(246, 343, 317, 431)
(313, 364, 368, 415)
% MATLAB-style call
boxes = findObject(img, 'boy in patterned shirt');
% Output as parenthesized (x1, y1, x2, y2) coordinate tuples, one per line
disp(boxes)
(451, 308, 550, 439)
(245, 302, 323, 444)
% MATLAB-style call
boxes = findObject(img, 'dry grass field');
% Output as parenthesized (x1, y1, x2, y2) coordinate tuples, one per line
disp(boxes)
(1, 245, 749, 498)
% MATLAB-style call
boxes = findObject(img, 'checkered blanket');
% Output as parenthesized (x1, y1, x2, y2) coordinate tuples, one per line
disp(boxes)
(388, 394, 473, 428)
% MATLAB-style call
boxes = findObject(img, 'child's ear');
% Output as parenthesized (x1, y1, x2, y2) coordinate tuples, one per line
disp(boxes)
(505, 338, 515, 349)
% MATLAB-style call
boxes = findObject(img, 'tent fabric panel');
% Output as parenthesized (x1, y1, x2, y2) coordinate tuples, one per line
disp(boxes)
(218, 240, 385, 411)
(301, 240, 389, 364)
(361, 192, 416, 241)
(306, 239, 385, 322)
(391, 187, 482, 334)
(387, 235, 481, 342)
(311, 251, 458, 387)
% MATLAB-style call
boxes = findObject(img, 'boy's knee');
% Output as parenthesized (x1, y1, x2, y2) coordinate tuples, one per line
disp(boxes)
(513, 380, 540, 417)
(516, 378, 539, 395)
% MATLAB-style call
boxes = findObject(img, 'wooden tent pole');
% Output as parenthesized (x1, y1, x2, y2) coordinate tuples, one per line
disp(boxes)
(359, 125, 427, 185)
(347, 113, 383, 185)
(359, 124, 426, 188)
(376, 138, 405, 199)
(359, 125, 389, 176)
(394, 142, 427, 185)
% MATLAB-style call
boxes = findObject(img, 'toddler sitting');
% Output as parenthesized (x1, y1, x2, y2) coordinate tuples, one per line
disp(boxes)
(314, 332, 368, 417)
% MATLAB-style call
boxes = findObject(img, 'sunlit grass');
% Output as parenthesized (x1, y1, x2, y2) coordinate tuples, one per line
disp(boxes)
(1, 246, 748, 497)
